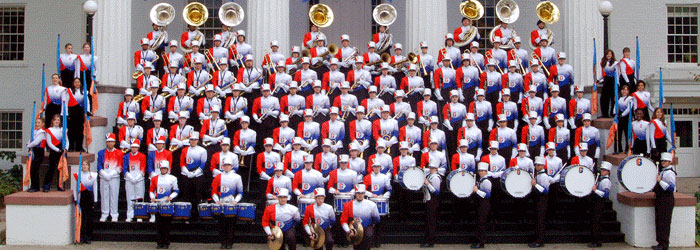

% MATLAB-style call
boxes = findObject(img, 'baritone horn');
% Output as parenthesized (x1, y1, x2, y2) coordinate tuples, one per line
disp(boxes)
(149, 3, 175, 50)
(309, 4, 334, 28)
(181, 2, 208, 53)
(455, 0, 483, 48)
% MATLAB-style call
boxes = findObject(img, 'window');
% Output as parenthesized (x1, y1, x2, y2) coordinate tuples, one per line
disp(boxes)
(0, 6, 25, 61)
(187, 0, 225, 49)
(474, 0, 497, 54)
(370, 0, 382, 35)
(0, 111, 22, 149)
(667, 6, 698, 63)
(673, 120, 691, 148)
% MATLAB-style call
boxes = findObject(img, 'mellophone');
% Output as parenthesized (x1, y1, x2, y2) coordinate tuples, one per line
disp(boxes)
(133, 201, 256, 221)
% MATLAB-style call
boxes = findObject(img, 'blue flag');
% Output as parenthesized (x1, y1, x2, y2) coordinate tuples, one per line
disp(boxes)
(56, 35, 61, 75)
(669, 103, 676, 151)
(30, 102, 35, 142)
(62, 104, 67, 150)
(41, 64, 46, 112)
(658, 68, 663, 108)
(593, 38, 598, 91)
(613, 69, 619, 124)
(90, 36, 94, 83)
(635, 36, 640, 80)
(627, 108, 633, 143)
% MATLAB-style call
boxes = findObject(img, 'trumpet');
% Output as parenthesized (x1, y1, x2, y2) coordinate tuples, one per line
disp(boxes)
(214, 81, 237, 98)
(160, 91, 173, 99)
(168, 144, 178, 151)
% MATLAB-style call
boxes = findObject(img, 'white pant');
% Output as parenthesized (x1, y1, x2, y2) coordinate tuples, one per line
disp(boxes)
(100, 177, 120, 218)
(125, 179, 144, 219)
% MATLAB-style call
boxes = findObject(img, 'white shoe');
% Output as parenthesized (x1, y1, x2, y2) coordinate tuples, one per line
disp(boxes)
(99, 216, 107, 222)
(137, 219, 143, 222)
(126, 218, 133, 222)
(149, 216, 156, 223)
(111, 217, 118, 222)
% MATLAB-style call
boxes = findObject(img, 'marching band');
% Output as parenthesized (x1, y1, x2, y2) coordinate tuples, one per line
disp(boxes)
(27, 1, 679, 250)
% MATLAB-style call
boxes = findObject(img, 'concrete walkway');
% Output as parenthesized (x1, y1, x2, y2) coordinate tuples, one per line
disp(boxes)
(0, 242, 697, 249)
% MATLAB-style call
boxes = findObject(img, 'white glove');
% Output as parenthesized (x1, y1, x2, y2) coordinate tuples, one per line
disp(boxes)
(435, 91, 444, 101)
(443, 119, 453, 131)
(568, 117, 577, 129)
(543, 117, 551, 129)
(181, 167, 191, 178)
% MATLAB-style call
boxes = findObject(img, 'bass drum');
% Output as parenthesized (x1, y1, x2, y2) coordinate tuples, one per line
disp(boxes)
(399, 167, 426, 191)
(618, 155, 658, 194)
(447, 170, 476, 198)
(500, 168, 532, 198)
(559, 165, 595, 197)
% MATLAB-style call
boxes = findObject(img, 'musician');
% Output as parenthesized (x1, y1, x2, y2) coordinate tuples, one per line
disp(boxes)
(372, 105, 399, 156)
(134, 38, 157, 71)
(233, 30, 252, 62)
(529, 156, 560, 248)
(293, 154, 325, 199)
(256, 138, 282, 193)
(649, 108, 673, 163)
(279, 82, 305, 129)
(420, 137, 447, 176)
(232, 116, 256, 169)
(147, 136, 173, 181)
(440, 34, 462, 69)
(67, 78, 88, 151)
(372, 25, 390, 53)
(417, 41, 434, 85)
(548, 52, 574, 101)
(161, 62, 186, 97)
(533, 35, 557, 71)
(570, 143, 594, 170)
(573, 114, 601, 162)
(236, 55, 263, 100)
(443, 90, 467, 155)
(294, 57, 318, 96)
(508, 36, 530, 73)
(340, 184, 380, 250)
(303, 188, 336, 250)
(468, 42, 486, 71)
(307, 81, 331, 123)
(496, 89, 519, 129)
(136, 62, 159, 97)
(389, 91, 409, 127)
(543, 143, 564, 206)
(451, 139, 477, 172)
(26, 117, 46, 192)
(315, 139, 339, 179)
(96, 133, 123, 221)
(630, 109, 650, 156)
(59, 43, 78, 87)
(434, 57, 457, 104)
(568, 86, 591, 129)
(543, 85, 567, 130)
(163, 41, 184, 73)
(632, 80, 652, 120)
(196, 85, 222, 121)
(262, 188, 300, 250)
(122, 139, 146, 223)
(266, 163, 293, 201)
(347, 56, 371, 101)
(362, 42, 381, 73)
(252, 84, 281, 143)
(530, 21, 548, 48)
(119, 112, 144, 151)
(472, 162, 492, 249)
(261, 40, 286, 76)
(521, 112, 545, 158)
(304, 24, 322, 49)
(181, 25, 204, 51)
(367, 141, 394, 176)
(652, 152, 676, 250)
(469, 89, 494, 146)
(400, 64, 425, 108)
(335, 34, 356, 73)
(547, 114, 571, 163)
(481, 141, 506, 178)
(186, 58, 210, 99)
(210, 158, 243, 249)
(298, 109, 321, 154)
(502, 60, 524, 104)
(367, 161, 392, 248)
(619, 47, 637, 92)
(457, 56, 480, 104)
(374, 63, 397, 104)
(142, 83, 166, 125)
(422, 116, 447, 153)
(453, 17, 480, 51)
(392, 141, 417, 221)
(486, 37, 508, 70)
(399, 113, 422, 157)
(210, 138, 239, 176)
(223, 84, 248, 131)
(115, 89, 139, 126)
(285, 46, 302, 74)
(212, 59, 236, 98)
(150, 161, 178, 249)
(389, 43, 408, 80)
(168, 111, 194, 152)
(333, 82, 359, 122)
(417, 89, 438, 130)
(73, 160, 97, 244)
(457, 113, 484, 159)
(310, 34, 330, 76)
(614, 85, 634, 153)
(273, 114, 295, 158)
(589, 161, 612, 248)
(322, 108, 346, 153)
(180, 132, 207, 218)
(525, 59, 549, 99)
(421, 162, 442, 248)
(184, 41, 206, 73)
(324, 58, 346, 100)
(349, 106, 373, 157)
(269, 62, 292, 98)
(74, 42, 98, 90)
(200, 105, 227, 151)
(480, 60, 503, 108)
(489, 114, 517, 160)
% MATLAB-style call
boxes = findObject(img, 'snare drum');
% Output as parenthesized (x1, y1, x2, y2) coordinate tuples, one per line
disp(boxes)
(198, 203, 212, 219)
(370, 197, 389, 216)
(560, 165, 595, 197)
(147, 203, 160, 214)
(173, 202, 191, 220)
(236, 203, 256, 221)
(298, 198, 315, 218)
(447, 170, 476, 198)
(210, 204, 223, 215)
(618, 155, 658, 194)
(334, 194, 353, 214)
(223, 203, 237, 217)
(399, 167, 426, 191)
(134, 202, 149, 219)
(159, 203, 174, 216)
(500, 168, 533, 198)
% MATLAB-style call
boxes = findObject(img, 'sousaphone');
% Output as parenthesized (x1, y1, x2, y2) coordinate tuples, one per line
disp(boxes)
(268, 226, 283, 250)
(149, 3, 175, 50)
(346, 218, 364, 246)
(181, 2, 208, 53)
(490, 0, 519, 49)
(219, 2, 244, 48)
(373, 3, 396, 53)
(455, 0, 483, 48)
(531, 0, 559, 49)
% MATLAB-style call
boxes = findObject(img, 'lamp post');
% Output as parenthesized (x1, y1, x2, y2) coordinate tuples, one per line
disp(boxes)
(598, 0, 613, 52)
(83, 0, 97, 40)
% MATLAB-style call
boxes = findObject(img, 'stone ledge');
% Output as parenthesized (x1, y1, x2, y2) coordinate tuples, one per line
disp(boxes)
(592, 117, 614, 129)
(20, 152, 94, 164)
(90, 116, 108, 127)
(4, 191, 73, 206)
(96, 85, 128, 94)
(617, 191, 696, 207)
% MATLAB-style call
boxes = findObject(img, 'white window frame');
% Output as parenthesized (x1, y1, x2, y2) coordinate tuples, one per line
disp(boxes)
(0, 110, 24, 150)
(666, 4, 699, 64)
(0, 5, 25, 64)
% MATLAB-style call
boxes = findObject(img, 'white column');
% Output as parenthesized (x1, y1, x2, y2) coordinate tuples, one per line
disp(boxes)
(563, 0, 602, 88)
(405, 0, 448, 57)
(93, 0, 131, 88)
(247, 0, 290, 66)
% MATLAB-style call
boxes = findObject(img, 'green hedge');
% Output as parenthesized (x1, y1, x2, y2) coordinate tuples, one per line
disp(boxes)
(0, 151, 22, 199)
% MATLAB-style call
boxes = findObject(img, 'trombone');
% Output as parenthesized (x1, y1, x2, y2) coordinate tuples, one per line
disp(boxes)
(262, 50, 277, 75)
(390, 52, 418, 70)
(439, 48, 454, 70)
(414, 49, 428, 76)
(186, 75, 213, 97)
(311, 44, 338, 68)
(366, 53, 391, 67)
(204, 50, 221, 72)
(531, 52, 551, 75)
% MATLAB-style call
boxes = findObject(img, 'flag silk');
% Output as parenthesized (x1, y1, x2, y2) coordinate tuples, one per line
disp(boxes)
(658, 68, 664, 108)
(606, 123, 617, 151)
(56, 35, 61, 75)
(669, 103, 676, 152)
(627, 111, 633, 156)
(635, 36, 640, 81)
(591, 38, 599, 114)
(58, 154, 69, 189)
(23, 151, 33, 189)
(75, 153, 83, 244)
(84, 118, 92, 147)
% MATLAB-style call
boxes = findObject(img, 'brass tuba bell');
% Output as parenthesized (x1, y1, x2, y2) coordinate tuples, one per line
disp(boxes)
(181, 2, 208, 53)
(149, 3, 175, 50)
(460, 0, 484, 21)
(372, 3, 397, 26)
(309, 4, 334, 28)
(536, 1, 560, 25)
(495, 0, 519, 24)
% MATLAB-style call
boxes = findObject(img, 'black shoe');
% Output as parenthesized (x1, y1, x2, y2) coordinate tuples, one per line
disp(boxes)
(42, 188, 49, 193)
(163, 244, 169, 249)
(471, 243, 484, 249)
(220, 243, 226, 249)
(57, 187, 65, 192)
(420, 243, 434, 248)
(587, 242, 602, 248)
(374, 242, 381, 248)
(156, 244, 163, 249)
(528, 242, 544, 248)
(28, 188, 38, 193)
(226, 244, 233, 249)
(652, 245, 667, 250)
